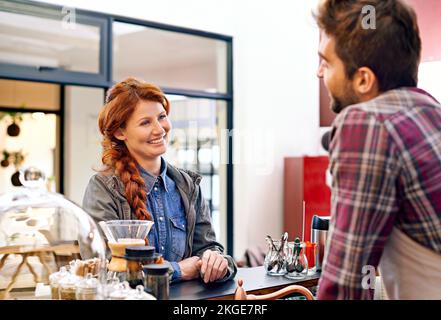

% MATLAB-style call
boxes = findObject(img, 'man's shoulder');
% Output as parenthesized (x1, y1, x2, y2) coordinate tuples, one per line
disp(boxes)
(333, 103, 380, 130)
(333, 88, 423, 128)
(337, 88, 441, 125)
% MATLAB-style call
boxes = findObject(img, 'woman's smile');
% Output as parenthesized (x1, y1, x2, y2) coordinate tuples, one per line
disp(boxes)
(147, 134, 167, 145)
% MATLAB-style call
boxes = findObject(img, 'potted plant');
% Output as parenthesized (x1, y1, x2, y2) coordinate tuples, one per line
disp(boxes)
(0, 110, 24, 137)
(7, 112, 23, 137)
(1, 150, 10, 167)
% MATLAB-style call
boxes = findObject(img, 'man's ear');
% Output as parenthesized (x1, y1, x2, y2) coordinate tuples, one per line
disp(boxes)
(114, 128, 126, 141)
(352, 67, 379, 97)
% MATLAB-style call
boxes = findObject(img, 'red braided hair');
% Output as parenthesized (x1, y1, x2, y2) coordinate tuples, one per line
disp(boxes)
(98, 77, 170, 220)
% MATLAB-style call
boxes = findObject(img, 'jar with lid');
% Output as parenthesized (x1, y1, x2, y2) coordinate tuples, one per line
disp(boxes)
(125, 285, 156, 300)
(49, 266, 69, 300)
(59, 272, 80, 300)
(125, 246, 156, 288)
(76, 273, 99, 300)
(143, 263, 170, 300)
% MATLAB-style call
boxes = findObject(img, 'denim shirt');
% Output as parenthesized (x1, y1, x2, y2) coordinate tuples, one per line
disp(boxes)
(139, 158, 187, 282)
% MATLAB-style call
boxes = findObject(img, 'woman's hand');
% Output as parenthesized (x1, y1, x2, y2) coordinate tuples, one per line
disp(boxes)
(197, 250, 229, 283)
(178, 256, 201, 280)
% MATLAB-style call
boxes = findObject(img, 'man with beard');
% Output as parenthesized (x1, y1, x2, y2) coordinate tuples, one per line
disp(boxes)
(315, 0, 441, 299)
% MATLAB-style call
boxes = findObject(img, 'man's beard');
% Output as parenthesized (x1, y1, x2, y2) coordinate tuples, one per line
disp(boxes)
(330, 84, 359, 114)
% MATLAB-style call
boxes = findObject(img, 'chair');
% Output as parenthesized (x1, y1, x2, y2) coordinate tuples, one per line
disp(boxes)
(234, 279, 315, 300)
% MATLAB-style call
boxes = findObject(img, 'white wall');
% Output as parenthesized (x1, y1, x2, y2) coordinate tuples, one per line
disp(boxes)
(40, 0, 321, 259)
(64, 86, 104, 206)
(419, 61, 441, 102)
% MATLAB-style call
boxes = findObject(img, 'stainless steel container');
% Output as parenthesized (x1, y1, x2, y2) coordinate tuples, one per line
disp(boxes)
(311, 215, 330, 272)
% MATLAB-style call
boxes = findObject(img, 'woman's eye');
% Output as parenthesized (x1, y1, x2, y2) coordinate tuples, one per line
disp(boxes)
(159, 114, 167, 120)
(140, 121, 150, 126)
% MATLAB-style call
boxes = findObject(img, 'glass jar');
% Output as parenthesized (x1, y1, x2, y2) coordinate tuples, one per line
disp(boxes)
(285, 238, 308, 279)
(76, 273, 99, 300)
(143, 263, 170, 300)
(125, 246, 156, 288)
(59, 272, 80, 300)
(49, 266, 69, 300)
(264, 234, 288, 276)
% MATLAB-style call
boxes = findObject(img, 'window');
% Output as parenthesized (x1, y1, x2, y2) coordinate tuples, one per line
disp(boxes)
(0, 0, 108, 86)
(113, 21, 228, 94)
(112, 20, 232, 248)
(166, 96, 228, 239)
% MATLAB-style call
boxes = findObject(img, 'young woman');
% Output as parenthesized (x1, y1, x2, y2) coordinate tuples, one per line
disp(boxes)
(82, 77, 236, 283)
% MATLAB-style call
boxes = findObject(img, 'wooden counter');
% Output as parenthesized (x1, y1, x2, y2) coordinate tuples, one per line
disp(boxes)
(170, 266, 320, 300)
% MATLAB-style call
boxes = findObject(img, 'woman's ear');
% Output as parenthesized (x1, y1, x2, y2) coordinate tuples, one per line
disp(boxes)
(114, 128, 126, 141)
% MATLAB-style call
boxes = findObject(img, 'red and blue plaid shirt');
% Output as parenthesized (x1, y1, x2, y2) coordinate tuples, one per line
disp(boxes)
(317, 88, 441, 300)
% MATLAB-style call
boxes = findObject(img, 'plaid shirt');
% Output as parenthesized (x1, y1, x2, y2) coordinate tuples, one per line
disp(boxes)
(317, 88, 441, 300)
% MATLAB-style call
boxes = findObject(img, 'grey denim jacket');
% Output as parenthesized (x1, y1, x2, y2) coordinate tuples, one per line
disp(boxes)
(82, 162, 237, 282)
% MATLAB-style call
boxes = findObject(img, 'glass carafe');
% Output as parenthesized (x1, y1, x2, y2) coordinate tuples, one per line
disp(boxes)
(99, 220, 153, 282)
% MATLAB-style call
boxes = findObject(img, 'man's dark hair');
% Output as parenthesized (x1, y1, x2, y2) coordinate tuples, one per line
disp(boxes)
(315, 0, 422, 92)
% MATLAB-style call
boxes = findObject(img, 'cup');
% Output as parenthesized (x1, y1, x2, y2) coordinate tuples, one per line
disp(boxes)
(304, 241, 316, 273)
(264, 239, 288, 276)
(285, 241, 308, 279)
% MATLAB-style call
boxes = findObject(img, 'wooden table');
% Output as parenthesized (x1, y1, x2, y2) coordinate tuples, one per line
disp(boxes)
(170, 266, 320, 300)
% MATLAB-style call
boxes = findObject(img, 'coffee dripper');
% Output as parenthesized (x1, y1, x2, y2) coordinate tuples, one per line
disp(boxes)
(99, 220, 154, 281)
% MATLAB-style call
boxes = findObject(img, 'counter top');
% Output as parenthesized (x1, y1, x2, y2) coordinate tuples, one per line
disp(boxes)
(170, 266, 320, 300)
